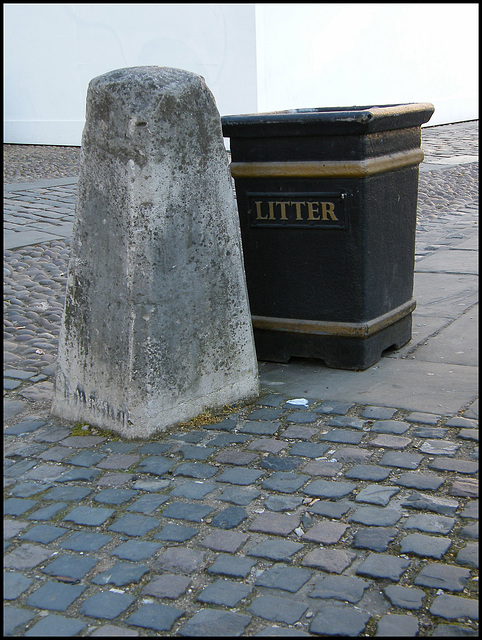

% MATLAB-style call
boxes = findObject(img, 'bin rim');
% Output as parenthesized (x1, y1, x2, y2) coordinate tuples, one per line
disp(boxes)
(222, 102, 435, 136)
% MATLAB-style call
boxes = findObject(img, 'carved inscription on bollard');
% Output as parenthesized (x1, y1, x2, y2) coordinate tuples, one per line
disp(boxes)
(52, 67, 259, 438)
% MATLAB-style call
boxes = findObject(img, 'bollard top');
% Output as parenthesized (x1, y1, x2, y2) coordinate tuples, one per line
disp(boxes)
(81, 66, 220, 157)
(88, 66, 205, 91)
(222, 103, 435, 137)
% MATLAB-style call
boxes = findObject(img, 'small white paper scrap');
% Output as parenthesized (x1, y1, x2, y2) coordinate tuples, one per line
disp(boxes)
(286, 398, 309, 407)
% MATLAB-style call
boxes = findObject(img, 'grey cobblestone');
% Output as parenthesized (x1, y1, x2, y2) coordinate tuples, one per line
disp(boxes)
(63, 505, 114, 526)
(128, 602, 185, 633)
(4, 607, 36, 636)
(200, 529, 249, 553)
(301, 459, 341, 476)
(179, 609, 251, 636)
(3, 572, 33, 600)
(395, 472, 445, 491)
(111, 540, 162, 561)
(353, 526, 398, 552)
(264, 494, 303, 512)
(155, 523, 197, 542)
(288, 442, 330, 458)
(208, 554, 256, 578)
(80, 591, 135, 620)
(20, 523, 68, 543)
(25, 613, 87, 637)
(355, 484, 400, 506)
(402, 491, 459, 515)
(217, 466, 264, 485)
(247, 539, 304, 562)
(376, 614, 419, 637)
(403, 513, 456, 535)
(304, 478, 357, 499)
(302, 548, 357, 573)
(349, 505, 402, 527)
(309, 605, 371, 636)
(379, 450, 424, 469)
(3, 123, 479, 636)
(142, 573, 191, 599)
(92, 561, 149, 586)
(60, 531, 112, 552)
(321, 428, 364, 444)
(28, 501, 68, 521)
(457, 543, 479, 568)
(344, 464, 391, 481)
(302, 521, 348, 544)
(198, 578, 252, 605)
(4, 543, 55, 569)
(400, 532, 452, 559)
(414, 562, 471, 591)
(255, 564, 312, 593)
(308, 499, 352, 518)
(309, 574, 369, 603)
(356, 553, 411, 581)
(248, 595, 308, 624)
(26, 581, 86, 612)
(262, 470, 309, 493)
(428, 458, 478, 474)
(108, 513, 160, 535)
(371, 419, 411, 434)
(93, 488, 138, 505)
(261, 455, 302, 471)
(154, 547, 206, 574)
(256, 625, 309, 636)
(429, 594, 479, 621)
(42, 553, 98, 581)
(383, 584, 426, 610)
(219, 485, 261, 505)
(211, 505, 248, 529)
(249, 512, 301, 535)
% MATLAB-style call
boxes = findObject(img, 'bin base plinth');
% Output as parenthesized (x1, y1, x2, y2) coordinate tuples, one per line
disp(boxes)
(254, 314, 412, 371)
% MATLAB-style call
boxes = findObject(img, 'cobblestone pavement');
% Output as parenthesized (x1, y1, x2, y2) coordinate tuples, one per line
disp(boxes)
(3, 122, 479, 636)
(3, 145, 81, 184)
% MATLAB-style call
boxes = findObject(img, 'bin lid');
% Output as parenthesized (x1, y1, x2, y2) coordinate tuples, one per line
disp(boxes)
(222, 103, 435, 137)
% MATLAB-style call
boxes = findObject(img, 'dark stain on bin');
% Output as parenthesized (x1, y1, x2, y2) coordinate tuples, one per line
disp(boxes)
(222, 104, 434, 370)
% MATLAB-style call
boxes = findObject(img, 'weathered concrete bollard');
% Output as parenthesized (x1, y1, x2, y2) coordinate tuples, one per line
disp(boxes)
(51, 67, 259, 438)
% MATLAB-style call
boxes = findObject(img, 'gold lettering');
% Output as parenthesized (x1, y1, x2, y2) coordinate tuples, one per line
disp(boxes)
(275, 201, 291, 220)
(307, 202, 320, 221)
(254, 198, 339, 225)
(290, 201, 305, 220)
(254, 201, 267, 220)
(321, 202, 337, 221)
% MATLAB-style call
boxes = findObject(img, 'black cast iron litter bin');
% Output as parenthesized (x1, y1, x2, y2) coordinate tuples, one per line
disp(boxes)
(222, 103, 434, 370)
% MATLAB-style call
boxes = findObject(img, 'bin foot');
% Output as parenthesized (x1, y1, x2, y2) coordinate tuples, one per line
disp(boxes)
(254, 314, 412, 371)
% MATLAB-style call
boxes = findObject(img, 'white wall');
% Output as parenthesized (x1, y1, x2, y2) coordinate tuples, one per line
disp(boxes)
(4, 3, 478, 145)
(256, 3, 478, 127)
(3, 3, 257, 145)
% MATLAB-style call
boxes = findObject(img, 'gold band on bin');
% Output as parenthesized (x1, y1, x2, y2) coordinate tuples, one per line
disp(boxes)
(252, 299, 416, 338)
(230, 149, 424, 179)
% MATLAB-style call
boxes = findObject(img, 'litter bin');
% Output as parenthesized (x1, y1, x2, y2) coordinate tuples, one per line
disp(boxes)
(222, 103, 434, 370)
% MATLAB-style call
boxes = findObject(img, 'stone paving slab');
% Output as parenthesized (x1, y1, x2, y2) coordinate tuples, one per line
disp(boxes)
(415, 248, 478, 274)
(3, 123, 479, 636)
(260, 358, 478, 416)
(413, 304, 478, 366)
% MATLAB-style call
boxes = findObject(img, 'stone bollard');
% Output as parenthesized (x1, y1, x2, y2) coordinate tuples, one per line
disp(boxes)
(51, 67, 259, 438)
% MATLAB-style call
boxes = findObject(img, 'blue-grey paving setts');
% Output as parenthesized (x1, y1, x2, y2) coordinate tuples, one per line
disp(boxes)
(3, 123, 479, 636)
